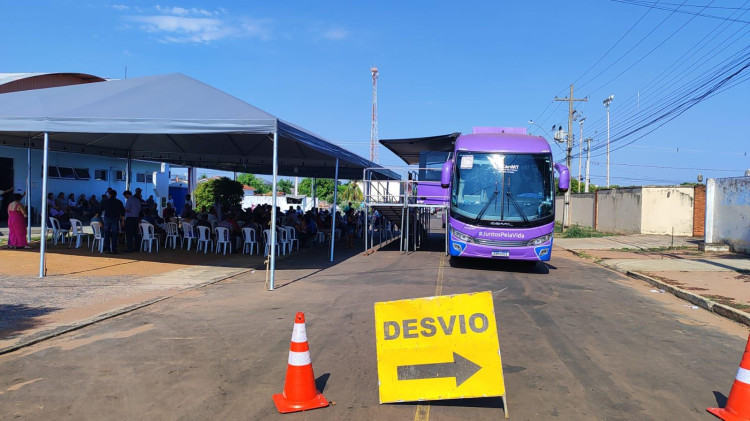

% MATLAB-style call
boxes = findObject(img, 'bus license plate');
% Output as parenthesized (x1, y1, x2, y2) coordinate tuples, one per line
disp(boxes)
(492, 250, 510, 257)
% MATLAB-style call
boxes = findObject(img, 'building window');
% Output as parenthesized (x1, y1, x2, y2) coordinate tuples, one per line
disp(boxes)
(94, 169, 107, 181)
(74, 168, 90, 180)
(47, 166, 60, 179)
(58, 167, 76, 179)
(145, 173, 153, 183)
(136, 173, 146, 183)
(114, 170, 126, 181)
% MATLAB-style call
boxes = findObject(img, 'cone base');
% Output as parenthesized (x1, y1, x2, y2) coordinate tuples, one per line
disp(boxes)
(707, 407, 748, 421)
(272, 391, 329, 414)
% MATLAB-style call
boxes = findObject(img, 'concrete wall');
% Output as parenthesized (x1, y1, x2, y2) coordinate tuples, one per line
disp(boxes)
(1, 145, 162, 217)
(640, 187, 694, 236)
(555, 194, 596, 228)
(705, 177, 750, 253)
(595, 188, 644, 234)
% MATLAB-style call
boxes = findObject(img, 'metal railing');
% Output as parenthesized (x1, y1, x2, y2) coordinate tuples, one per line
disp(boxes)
(362, 166, 449, 255)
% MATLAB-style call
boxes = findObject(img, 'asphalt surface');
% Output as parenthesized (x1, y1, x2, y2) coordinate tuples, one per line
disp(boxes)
(0, 220, 748, 420)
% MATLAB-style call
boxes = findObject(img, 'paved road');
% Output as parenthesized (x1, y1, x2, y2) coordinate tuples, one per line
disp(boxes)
(0, 224, 747, 420)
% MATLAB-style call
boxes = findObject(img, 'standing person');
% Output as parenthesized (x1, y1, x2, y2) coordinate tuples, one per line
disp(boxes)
(123, 190, 141, 253)
(7, 192, 30, 249)
(101, 189, 124, 254)
(167, 194, 174, 208)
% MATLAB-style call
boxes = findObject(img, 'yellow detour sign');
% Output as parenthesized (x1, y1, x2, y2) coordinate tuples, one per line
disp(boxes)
(374, 291, 506, 404)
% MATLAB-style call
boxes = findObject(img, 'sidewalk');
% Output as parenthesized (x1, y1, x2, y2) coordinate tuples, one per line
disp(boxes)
(0, 233, 364, 354)
(555, 234, 750, 326)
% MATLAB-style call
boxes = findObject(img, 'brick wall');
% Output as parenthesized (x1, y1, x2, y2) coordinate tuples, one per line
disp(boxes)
(693, 184, 706, 237)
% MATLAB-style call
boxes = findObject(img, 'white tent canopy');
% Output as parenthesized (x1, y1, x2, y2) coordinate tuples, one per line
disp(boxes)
(0, 73, 396, 287)
(0, 73, 396, 180)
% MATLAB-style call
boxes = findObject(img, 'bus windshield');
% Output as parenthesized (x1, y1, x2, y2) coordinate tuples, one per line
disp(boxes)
(451, 152, 553, 227)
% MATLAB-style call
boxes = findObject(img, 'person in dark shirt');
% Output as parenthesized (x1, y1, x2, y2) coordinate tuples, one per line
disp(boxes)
(101, 189, 124, 254)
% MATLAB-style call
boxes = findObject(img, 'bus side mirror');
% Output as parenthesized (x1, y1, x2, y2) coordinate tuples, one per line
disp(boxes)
(441, 159, 453, 188)
(555, 163, 570, 192)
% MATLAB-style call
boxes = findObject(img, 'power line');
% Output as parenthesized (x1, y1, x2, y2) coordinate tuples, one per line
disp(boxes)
(612, 0, 750, 23)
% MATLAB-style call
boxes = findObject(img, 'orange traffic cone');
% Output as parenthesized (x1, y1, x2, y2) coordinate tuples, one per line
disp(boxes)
(708, 334, 750, 421)
(272, 312, 329, 413)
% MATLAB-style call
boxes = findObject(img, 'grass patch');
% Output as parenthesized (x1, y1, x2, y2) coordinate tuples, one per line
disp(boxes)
(555, 222, 612, 238)
(609, 245, 695, 253)
(704, 294, 750, 312)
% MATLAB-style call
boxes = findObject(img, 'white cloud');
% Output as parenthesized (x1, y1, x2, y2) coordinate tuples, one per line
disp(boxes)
(121, 6, 271, 44)
(322, 28, 349, 40)
(112, 4, 129, 11)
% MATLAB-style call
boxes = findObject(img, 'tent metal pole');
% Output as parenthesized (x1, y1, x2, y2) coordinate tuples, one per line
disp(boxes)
(268, 130, 279, 291)
(312, 178, 316, 210)
(364, 176, 369, 253)
(26, 143, 31, 242)
(39, 133, 49, 278)
(330, 158, 339, 262)
(125, 153, 132, 191)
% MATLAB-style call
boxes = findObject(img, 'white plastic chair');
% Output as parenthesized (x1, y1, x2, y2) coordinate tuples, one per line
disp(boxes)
(277, 227, 290, 255)
(242, 227, 259, 255)
(263, 229, 281, 257)
(48, 217, 68, 245)
(90, 221, 104, 253)
(196, 225, 213, 253)
(139, 222, 159, 253)
(68, 218, 89, 249)
(164, 222, 180, 249)
(315, 231, 326, 244)
(215, 226, 232, 255)
(181, 222, 196, 251)
(283, 226, 300, 251)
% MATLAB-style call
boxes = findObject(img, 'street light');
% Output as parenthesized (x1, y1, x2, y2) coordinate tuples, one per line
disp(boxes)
(603, 95, 614, 188)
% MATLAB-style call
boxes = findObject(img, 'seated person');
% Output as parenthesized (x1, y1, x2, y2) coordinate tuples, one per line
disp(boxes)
(142, 208, 166, 237)
(162, 203, 176, 221)
(49, 207, 72, 230)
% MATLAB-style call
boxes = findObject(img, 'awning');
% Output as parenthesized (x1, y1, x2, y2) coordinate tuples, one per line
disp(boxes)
(379, 133, 460, 165)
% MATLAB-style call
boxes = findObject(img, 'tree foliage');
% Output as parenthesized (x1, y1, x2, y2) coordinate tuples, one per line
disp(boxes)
(237, 173, 295, 195)
(278, 179, 294, 194)
(340, 181, 363, 202)
(237, 173, 270, 195)
(194, 177, 244, 212)
(298, 178, 344, 204)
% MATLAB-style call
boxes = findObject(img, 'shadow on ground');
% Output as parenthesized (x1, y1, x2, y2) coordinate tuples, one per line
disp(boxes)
(0, 304, 60, 339)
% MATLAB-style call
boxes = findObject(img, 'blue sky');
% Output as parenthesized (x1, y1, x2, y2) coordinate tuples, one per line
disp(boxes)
(3, 1, 749, 186)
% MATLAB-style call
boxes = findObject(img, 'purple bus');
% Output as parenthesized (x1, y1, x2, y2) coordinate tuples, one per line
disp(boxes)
(440, 128, 569, 262)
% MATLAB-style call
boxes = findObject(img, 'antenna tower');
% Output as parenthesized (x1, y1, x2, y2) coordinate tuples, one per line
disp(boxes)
(370, 66, 379, 163)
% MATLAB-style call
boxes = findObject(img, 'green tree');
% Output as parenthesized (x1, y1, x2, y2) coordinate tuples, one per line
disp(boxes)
(278, 179, 294, 194)
(194, 177, 244, 212)
(340, 181, 363, 203)
(297, 178, 343, 204)
(237, 173, 270, 195)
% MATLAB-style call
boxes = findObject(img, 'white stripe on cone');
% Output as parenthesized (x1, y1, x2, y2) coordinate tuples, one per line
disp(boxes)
(737, 366, 750, 385)
(291, 323, 307, 343)
(288, 350, 312, 366)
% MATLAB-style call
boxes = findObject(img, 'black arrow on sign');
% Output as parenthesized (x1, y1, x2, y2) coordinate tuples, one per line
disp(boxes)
(397, 352, 482, 387)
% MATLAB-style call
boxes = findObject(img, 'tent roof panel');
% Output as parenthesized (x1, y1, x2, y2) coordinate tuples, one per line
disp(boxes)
(0, 73, 398, 180)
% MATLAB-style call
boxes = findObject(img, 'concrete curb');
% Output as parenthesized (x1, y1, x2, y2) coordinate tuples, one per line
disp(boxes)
(561, 248, 750, 327)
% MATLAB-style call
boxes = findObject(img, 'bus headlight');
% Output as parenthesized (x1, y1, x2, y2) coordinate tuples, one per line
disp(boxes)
(527, 233, 552, 246)
(450, 227, 473, 243)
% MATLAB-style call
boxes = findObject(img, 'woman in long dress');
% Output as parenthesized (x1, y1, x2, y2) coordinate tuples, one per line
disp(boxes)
(7, 193, 30, 249)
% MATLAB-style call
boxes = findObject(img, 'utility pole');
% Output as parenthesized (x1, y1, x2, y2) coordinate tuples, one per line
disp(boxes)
(578, 117, 585, 193)
(554, 85, 587, 230)
(603, 95, 614, 188)
(585, 137, 592, 193)
(370, 67, 379, 163)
